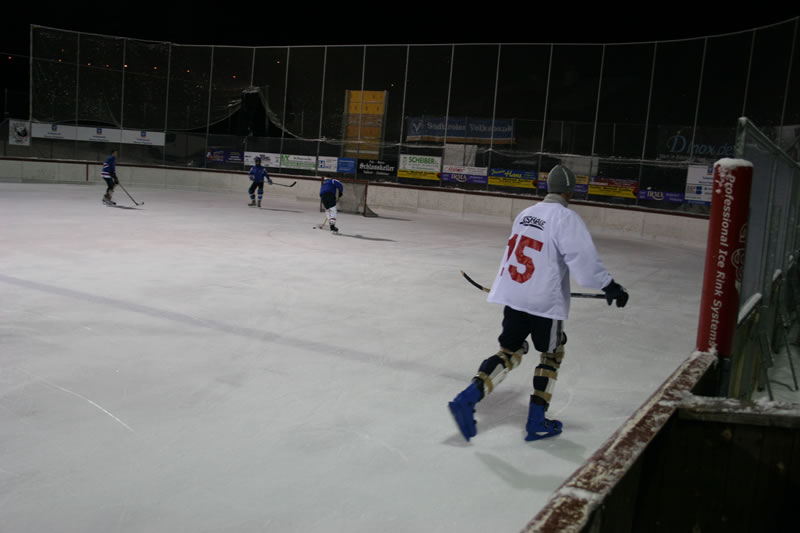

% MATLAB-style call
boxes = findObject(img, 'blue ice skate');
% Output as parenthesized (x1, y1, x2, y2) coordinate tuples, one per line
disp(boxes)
(525, 402, 562, 441)
(448, 382, 481, 441)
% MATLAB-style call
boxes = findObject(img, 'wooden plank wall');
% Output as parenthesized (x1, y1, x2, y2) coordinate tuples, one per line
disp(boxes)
(523, 352, 800, 533)
(597, 399, 800, 533)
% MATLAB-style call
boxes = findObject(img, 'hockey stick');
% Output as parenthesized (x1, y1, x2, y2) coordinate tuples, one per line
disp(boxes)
(313, 216, 329, 230)
(270, 181, 296, 187)
(460, 270, 606, 299)
(116, 182, 143, 206)
(461, 270, 490, 293)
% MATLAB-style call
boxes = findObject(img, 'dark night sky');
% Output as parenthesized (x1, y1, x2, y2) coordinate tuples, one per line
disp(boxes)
(4, 4, 799, 54)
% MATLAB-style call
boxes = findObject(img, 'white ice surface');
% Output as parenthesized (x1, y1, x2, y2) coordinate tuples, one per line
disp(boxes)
(1, 182, 712, 532)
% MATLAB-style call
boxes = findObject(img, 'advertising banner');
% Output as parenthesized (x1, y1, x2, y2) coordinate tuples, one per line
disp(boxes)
(406, 117, 514, 144)
(76, 127, 123, 143)
(318, 156, 338, 172)
(658, 127, 736, 161)
(588, 177, 638, 199)
(30, 123, 164, 146)
(226, 151, 244, 164)
(208, 150, 244, 164)
(575, 175, 589, 195)
(637, 190, 685, 203)
(8, 120, 30, 146)
(32, 123, 77, 141)
(337, 158, 356, 174)
(207, 149, 226, 163)
(358, 159, 396, 177)
(318, 156, 357, 173)
(440, 165, 488, 185)
(398, 154, 441, 180)
(244, 152, 281, 167)
(121, 130, 165, 146)
(487, 168, 538, 189)
(685, 164, 714, 205)
(537, 172, 589, 195)
(280, 154, 316, 170)
(696, 160, 752, 356)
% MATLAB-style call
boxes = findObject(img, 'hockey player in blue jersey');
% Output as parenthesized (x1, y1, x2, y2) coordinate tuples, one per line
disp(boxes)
(248, 157, 272, 207)
(101, 149, 119, 205)
(319, 177, 344, 233)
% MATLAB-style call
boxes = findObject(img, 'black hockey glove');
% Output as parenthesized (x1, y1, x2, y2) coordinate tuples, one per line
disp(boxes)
(602, 280, 628, 308)
(338, 192, 343, 198)
(113, 177, 119, 184)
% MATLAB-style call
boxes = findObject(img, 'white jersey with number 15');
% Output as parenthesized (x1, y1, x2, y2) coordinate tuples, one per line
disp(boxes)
(487, 201, 612, 320)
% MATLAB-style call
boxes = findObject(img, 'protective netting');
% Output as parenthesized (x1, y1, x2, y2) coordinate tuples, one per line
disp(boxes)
(29, 27, 272, 132)
(21, 22, 800, 216)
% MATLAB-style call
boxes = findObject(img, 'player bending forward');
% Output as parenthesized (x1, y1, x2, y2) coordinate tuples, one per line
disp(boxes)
(449, 164, 629, 442)
(248, 157, 272, 207)
(101, 149, 119, 205)
(319, 177, 343, 233)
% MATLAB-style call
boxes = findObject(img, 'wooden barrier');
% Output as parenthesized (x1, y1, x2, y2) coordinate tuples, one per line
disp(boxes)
(522, 350, 800, 533)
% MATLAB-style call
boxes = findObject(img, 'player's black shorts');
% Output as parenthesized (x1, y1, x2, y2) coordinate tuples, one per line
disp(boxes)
(497, 306, 565, 353)
(320, 192, 337, 209)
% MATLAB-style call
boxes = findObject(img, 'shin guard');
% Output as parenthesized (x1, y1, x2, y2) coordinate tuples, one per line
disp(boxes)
(532, 345, 565, 407)
(473, 341, 529, 399)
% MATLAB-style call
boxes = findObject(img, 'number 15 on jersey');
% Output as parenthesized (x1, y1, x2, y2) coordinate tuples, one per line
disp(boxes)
(501, 234, 543, 283)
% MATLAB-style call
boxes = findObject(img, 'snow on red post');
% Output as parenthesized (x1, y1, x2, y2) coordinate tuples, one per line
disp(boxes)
(696, 158, 752, 356)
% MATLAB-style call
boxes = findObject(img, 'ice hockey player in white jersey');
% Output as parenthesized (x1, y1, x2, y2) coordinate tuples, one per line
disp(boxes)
(448, 164, 629, 442)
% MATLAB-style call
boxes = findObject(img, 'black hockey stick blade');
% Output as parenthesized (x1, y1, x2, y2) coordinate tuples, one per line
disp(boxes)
(460, 270, 606, 299)
(461, 270, 490, 293)
(272, 181, 296, 187)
